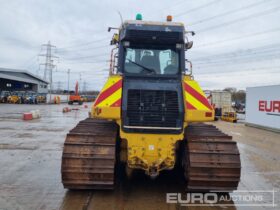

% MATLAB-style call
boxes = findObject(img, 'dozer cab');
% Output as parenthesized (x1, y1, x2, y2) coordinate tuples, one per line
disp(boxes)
(61, 15, 241, 192)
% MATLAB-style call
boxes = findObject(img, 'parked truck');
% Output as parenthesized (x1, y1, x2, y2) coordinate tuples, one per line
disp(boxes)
(207, 91, 237, 122)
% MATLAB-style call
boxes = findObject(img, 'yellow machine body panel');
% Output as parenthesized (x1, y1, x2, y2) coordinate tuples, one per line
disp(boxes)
(91, 74, 214, 176)
(221, 106, 237, 123)
(92, 75, 122, 119)
(8, 95, 20, 104)
(221, 112, 237, 123)
(183, 76, 214, 122)
(118, 125, 185, 176)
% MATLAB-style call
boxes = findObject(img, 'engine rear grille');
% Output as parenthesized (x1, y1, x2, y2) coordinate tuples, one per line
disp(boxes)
(125, 89, 181, 129)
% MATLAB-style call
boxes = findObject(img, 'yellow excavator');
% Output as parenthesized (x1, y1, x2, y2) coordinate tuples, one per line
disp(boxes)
(61, 14, 241, 192)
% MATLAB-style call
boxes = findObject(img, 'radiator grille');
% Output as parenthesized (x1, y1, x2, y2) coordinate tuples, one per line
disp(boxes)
(126, 89, 180, 128)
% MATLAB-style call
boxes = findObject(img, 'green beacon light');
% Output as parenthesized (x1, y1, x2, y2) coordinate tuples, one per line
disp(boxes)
(136, 13, 142, 20)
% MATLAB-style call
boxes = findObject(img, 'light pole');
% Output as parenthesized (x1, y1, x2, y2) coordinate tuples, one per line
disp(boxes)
(67, 69, 70, 101)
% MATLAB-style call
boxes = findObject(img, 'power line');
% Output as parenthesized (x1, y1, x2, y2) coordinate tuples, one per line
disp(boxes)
(55, 67, 107, 74)
(58, 36, 111, 50)
(59, 28, 108, 46)
(197, 5, 280, 33)
(192, 50, 280, 63)
(193, 48, 280, 63)
(21, 55, 38, 69)
(193, 51, 280, 67)
(60, 52, 108, 61)
(194, 27, 280, 49)
(196, 65, 280, 75)
(22, 57, 39, 75)
(156, 0, 186, 12)
(63, 60, 108, 64)
(192, 43, 280, 61)
(188, 0, 271, 26)
(190, 43, 280, 68)
(195, 55, 280, 68)
(174, 0, 221, 18)
(57, 44, 111, 54)
(149, 0, 187, 18)
(67, 69, 70, 97)
(193, 53, 280, 68)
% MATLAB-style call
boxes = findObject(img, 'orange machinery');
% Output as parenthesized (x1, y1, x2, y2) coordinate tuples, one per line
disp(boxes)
(68, 82, 83, 105)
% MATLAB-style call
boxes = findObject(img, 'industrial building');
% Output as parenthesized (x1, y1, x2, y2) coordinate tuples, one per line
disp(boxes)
(246, 85, 280, 132)
(0, 67, 48, 93)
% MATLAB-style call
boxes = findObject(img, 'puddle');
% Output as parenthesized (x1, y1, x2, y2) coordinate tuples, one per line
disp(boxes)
(0, 144, 37, 150)
(14, 133, 34, 138)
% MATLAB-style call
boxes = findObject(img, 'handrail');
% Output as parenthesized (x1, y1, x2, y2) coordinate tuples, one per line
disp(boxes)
(109, 47, 118, 75)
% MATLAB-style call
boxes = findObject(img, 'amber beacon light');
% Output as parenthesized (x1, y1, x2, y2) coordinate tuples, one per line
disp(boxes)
(167, 15, 172, 22)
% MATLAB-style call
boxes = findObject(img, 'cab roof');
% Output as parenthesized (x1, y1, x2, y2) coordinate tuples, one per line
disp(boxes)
(123, 20, 184, 28)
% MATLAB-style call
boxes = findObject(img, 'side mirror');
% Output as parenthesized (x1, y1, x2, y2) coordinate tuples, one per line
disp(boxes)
(108, 27, 119, 32)
(185, 41, 193, 50)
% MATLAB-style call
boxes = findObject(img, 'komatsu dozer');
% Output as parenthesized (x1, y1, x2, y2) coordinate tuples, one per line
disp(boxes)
(61, 15, 241, 192)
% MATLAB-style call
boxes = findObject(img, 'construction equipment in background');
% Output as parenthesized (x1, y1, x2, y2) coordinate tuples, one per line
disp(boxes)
(80, 95, 87, 102)
(68, 82, 83, 105)
(36, 94, 47, 103)
(0, 90, 47, 104)
(84, 95, 96, 102)
(61, 15, 241, 192)
(7, 93, 21, 104)
(23, 92, 36, 104)
(221, 105, 238, 123)
(0, 91, 10, 103)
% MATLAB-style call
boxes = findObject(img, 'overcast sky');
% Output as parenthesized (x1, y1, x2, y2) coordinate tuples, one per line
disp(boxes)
(0, 0, 280, 91)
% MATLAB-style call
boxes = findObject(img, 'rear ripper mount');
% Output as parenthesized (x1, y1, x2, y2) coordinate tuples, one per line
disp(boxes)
(62, 119, 241, 192)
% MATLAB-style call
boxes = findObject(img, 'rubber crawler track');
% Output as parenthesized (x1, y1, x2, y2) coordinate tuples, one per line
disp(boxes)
(184, 123, 241, 192)
(61, 118, 118, 190)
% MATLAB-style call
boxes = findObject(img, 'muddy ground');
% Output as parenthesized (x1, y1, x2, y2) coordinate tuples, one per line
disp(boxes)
(0, 103, 279, 210)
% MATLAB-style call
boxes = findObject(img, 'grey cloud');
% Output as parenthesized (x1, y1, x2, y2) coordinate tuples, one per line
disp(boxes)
(0, 0, 279, 90)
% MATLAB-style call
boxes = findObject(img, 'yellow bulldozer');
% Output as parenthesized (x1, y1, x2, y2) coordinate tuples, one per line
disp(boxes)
(7, 93, 21, 104)
(61, 15, 241, 192)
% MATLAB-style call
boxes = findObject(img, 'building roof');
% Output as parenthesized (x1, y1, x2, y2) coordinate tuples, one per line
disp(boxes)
(0, 67, 49, 84)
